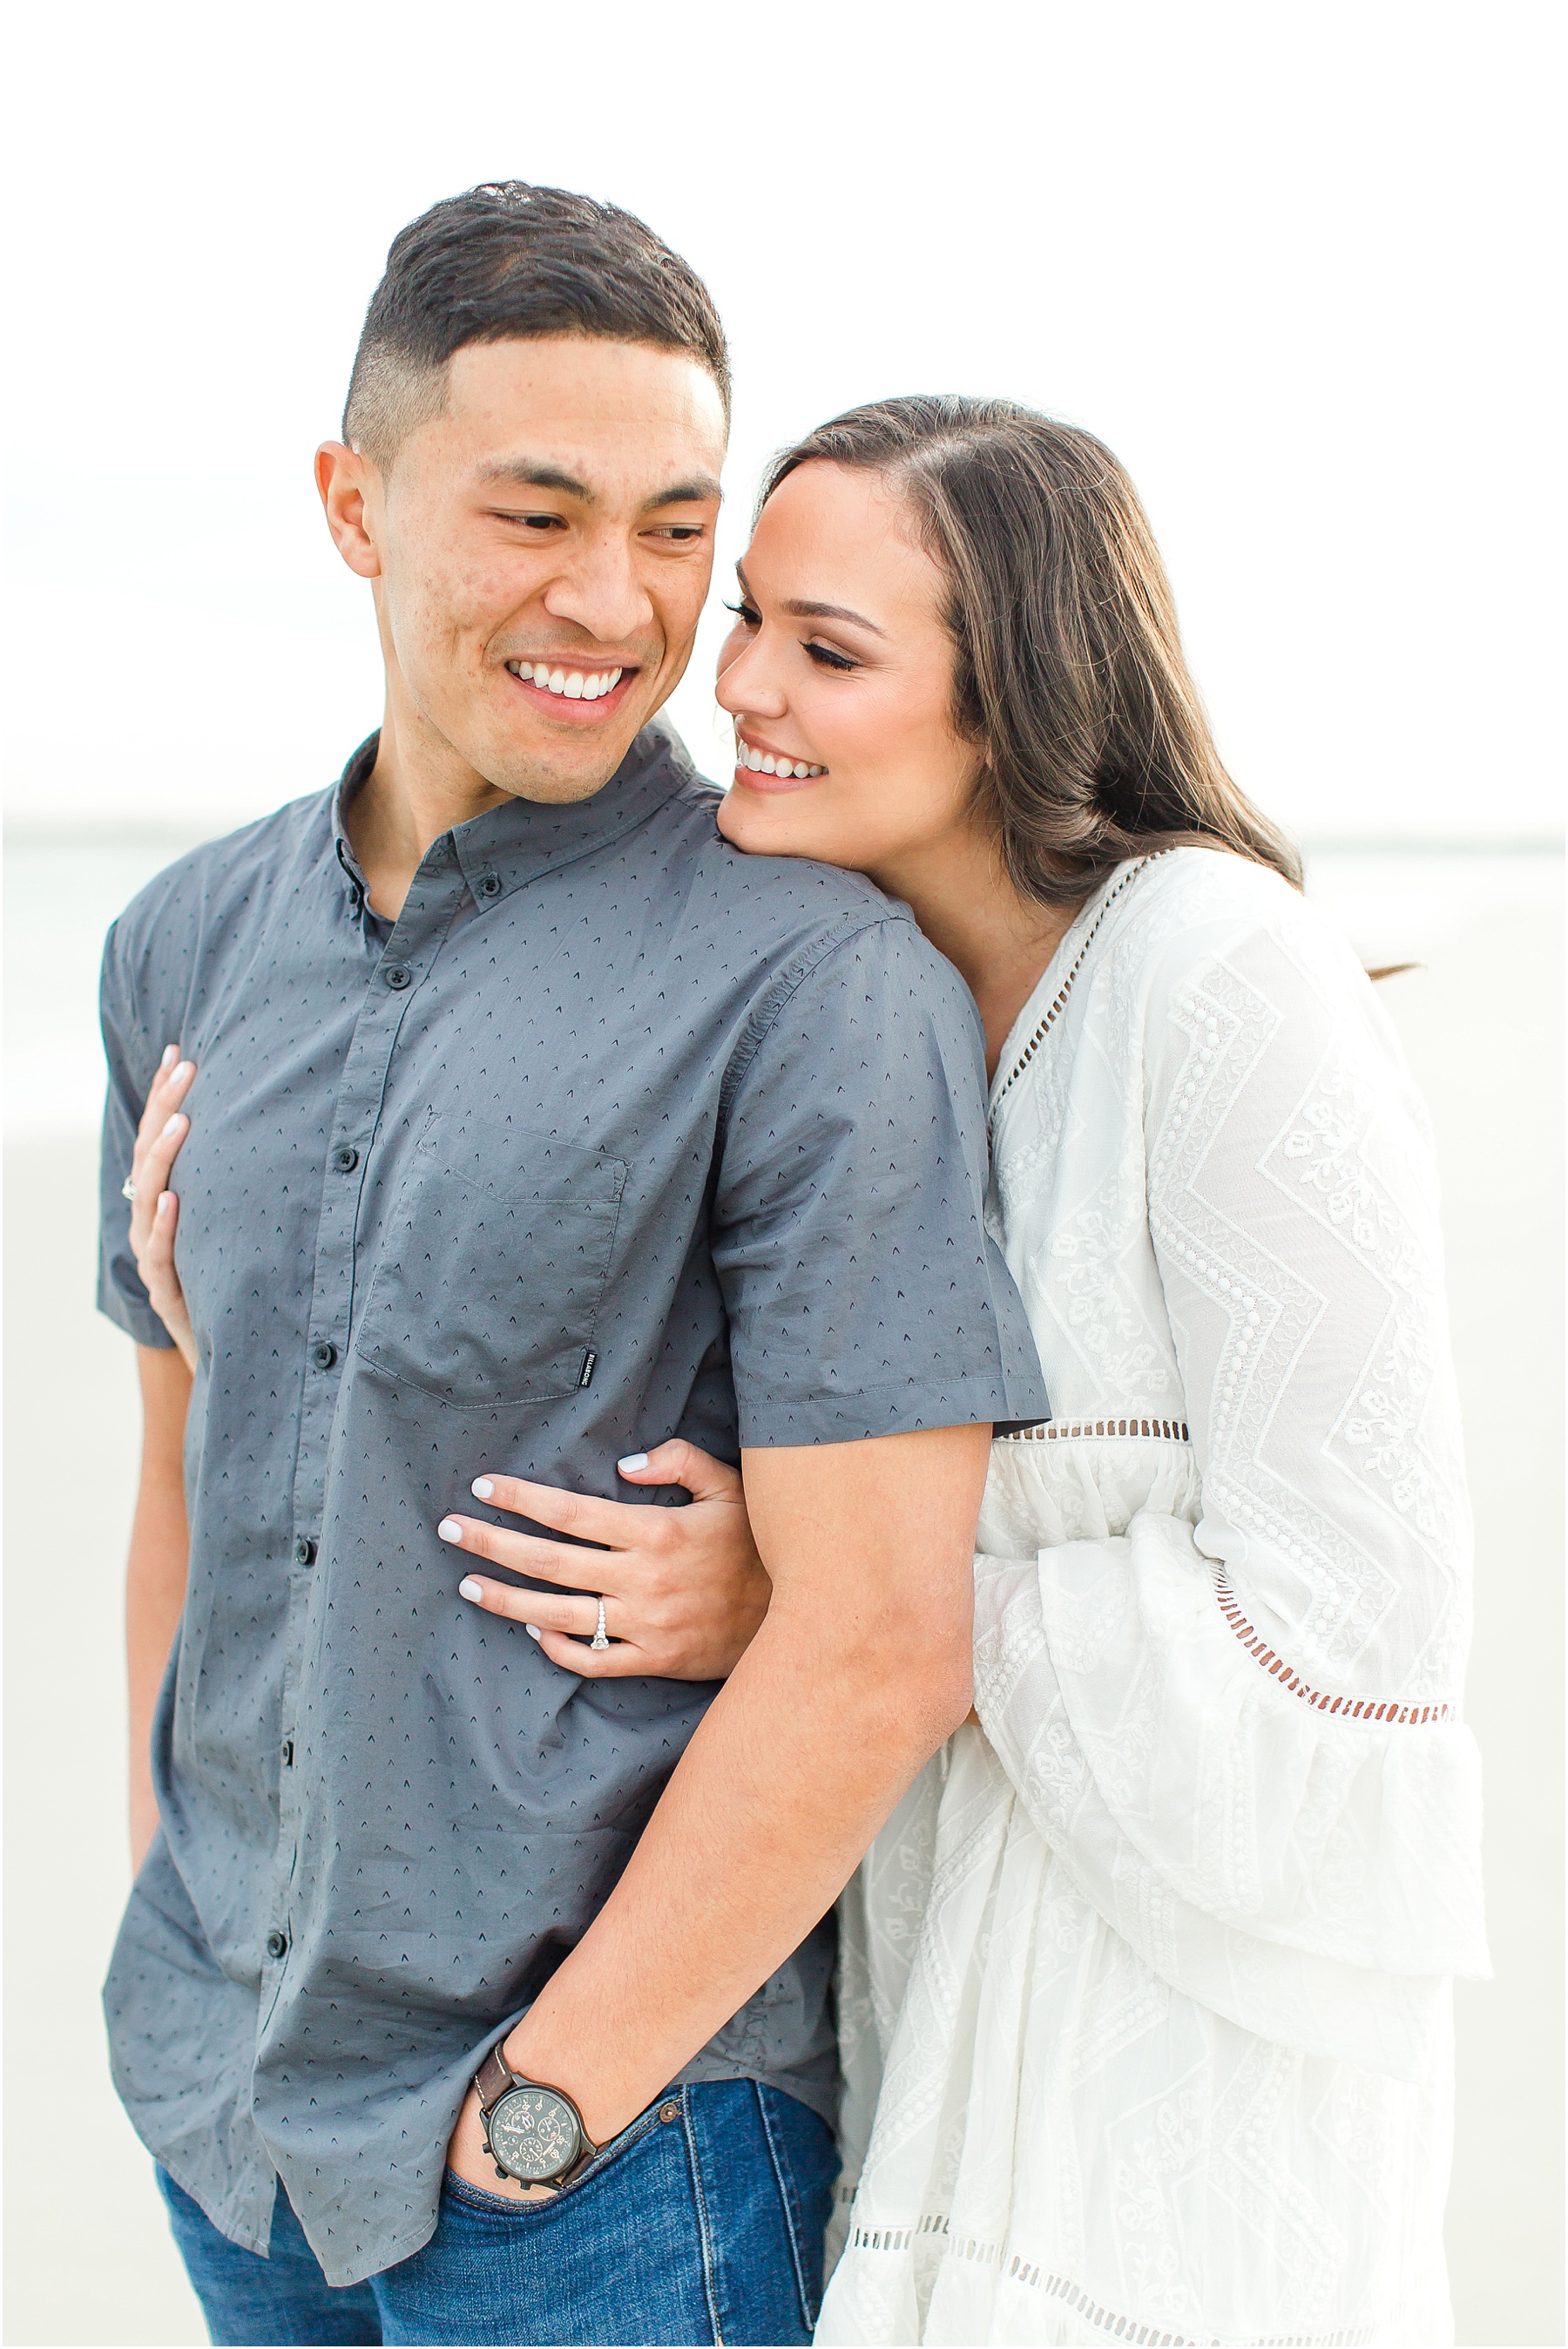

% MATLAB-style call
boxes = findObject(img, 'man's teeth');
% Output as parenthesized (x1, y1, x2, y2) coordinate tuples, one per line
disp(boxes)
(507, 661, 625, 701)
(737, 744, 826, 778)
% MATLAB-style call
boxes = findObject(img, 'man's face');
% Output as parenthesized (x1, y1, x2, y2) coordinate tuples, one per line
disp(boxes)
(325, 337, 727, 803)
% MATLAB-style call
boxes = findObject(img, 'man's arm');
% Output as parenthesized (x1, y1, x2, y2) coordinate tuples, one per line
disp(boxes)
(126, 1343, 192, 1871)
(450, 1420, 987, 2170)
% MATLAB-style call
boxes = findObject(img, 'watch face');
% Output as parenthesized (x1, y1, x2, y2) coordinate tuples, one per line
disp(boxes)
(487, 2085, 582, 2183)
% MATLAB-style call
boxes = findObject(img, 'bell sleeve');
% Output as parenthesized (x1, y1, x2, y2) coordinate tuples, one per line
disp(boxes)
(973, 890, 1490, 2079)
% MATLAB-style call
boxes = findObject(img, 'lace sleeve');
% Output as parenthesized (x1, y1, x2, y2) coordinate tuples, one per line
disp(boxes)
(1145, 898, 1470, 1709)
(972, 880, 1489, 2072)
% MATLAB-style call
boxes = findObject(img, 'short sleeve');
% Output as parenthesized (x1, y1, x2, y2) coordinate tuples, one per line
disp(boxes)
(98, 917, 175, 1348)
(713, 917, 1048, 1446)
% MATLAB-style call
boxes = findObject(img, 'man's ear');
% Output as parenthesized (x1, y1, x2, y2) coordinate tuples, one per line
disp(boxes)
(315, 442, 382, 580)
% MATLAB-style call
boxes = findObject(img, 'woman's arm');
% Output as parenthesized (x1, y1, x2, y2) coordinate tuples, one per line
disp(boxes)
(124, 1046, 198, 1371)
(971, 898, 1488, 2064)
(127, 1343, 192, 1868)
(437, 1439, 771, 1680)
(1139, 905, 1470, 1705)
(116, 1051, 199, 1866)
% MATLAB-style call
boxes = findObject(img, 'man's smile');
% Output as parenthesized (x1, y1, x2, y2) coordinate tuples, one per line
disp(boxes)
(504, 657, 641, 721)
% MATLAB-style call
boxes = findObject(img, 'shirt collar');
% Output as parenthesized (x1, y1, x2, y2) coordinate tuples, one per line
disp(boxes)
(329, 721, 696, 912)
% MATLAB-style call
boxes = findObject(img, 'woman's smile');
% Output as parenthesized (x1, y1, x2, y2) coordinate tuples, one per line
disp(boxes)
(732, 724, 828, 787)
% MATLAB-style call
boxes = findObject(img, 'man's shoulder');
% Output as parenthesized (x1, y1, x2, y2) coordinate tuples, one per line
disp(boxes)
(693, 822, 912, 965)
(107, 787, 332, 958)
(641, 726, 934, 977)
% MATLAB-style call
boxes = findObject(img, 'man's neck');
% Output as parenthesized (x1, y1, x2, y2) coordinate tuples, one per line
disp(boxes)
(347, 699, 511, 920)
(870, 828, 1077, 1082)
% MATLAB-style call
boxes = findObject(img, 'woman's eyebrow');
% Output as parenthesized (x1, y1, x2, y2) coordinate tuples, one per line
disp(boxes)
(733, 568, 887, 640)
(783, 599, 888, 638)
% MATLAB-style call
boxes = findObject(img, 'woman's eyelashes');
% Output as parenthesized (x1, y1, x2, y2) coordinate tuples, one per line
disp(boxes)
(722, 599, 861, 674)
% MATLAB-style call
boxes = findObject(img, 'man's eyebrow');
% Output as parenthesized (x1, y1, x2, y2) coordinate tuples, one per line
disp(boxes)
(642, 475, 723, 510)
(475, 464, 720, 511)
(478, 461, 595, 500)
(733, 563, 888, 639)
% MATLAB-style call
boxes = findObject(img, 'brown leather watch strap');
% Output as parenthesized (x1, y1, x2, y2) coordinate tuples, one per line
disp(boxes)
(473, 2044, 515, 2114)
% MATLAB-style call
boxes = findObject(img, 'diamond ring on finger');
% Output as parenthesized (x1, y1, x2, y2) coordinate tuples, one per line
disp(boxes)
(590, 1597, 610, 1651)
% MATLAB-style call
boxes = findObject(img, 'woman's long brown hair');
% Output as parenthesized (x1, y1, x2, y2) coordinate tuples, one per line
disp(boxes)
(760, 397, 1302, 906)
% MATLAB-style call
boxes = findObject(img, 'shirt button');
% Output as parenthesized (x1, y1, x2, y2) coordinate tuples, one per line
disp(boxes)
(311, 1341, 338, 1370)
(294, 1536, 317, 1566)
(265, 1930, 288, 1960)
(478, 873, 502, 898)
(384, 965, 412, 991)
(332, 1147, 360, 1173)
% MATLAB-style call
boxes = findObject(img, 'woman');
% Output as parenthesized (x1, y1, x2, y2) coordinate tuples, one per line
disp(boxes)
(128, 398, 1487, 2345)
(712, 403, 1487, 2346)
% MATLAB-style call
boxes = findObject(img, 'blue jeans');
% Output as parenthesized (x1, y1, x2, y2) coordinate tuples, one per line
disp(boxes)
(159, 2080, 836, 2346)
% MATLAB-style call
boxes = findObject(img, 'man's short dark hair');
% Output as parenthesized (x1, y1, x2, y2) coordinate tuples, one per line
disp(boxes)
(343, 181, 730, 470)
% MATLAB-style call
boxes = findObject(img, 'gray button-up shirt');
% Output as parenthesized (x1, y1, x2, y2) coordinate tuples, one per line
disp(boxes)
(98, 723, 1047, 2286)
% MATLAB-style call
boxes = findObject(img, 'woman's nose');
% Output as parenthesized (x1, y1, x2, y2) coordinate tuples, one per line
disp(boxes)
(715, 632, 787, 717)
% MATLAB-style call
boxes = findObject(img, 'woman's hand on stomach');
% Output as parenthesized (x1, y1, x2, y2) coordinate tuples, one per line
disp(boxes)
(127, 1047, 197, 1372)
(436, 1440, 770, 1679)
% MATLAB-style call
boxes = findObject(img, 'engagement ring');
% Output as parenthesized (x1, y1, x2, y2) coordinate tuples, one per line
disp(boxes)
(121, 1176, 137, 1202)
(590, 1597, 610, 1650)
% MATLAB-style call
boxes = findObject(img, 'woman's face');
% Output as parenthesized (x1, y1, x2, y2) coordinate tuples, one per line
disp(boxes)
(714, 462, 979, 883)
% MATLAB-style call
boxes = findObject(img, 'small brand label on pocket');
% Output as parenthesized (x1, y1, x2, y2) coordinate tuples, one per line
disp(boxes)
(578, 1351, 598, 1388)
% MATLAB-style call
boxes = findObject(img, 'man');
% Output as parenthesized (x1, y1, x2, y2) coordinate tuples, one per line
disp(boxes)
(100, 182, 1046, 2346)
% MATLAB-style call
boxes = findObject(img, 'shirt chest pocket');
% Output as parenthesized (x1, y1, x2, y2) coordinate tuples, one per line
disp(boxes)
(354, 1121, 628, 1409)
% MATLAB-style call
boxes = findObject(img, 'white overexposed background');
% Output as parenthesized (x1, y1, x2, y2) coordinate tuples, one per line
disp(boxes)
(3, 3, 1562, 2344)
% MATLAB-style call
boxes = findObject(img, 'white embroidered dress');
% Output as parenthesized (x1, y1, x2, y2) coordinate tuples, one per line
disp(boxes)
(818, 850, 1489, 2349)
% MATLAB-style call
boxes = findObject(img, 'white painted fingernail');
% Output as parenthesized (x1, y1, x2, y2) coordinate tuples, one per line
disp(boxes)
(173, 1063, 194, 1085)
(618, 1454, 649, 1472)
(161, 1045, 178, 1069)
(524, 1623, 542, 1640)
(459, 1578, 483, 1601)
(437, 1519, 464, 1543)
(471, 1478, 495, 1500)
(156, 1192, 175, 1216)
(162, 1114, 184, 1138)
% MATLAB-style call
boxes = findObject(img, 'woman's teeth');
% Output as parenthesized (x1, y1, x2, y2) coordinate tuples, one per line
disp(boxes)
(507, 660, 624, 701)
(737, 745, 826, 778)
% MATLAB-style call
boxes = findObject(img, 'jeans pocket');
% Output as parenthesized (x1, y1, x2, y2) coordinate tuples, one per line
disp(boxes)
(754, 2085, 835, 2332)
(443, 2100, 666, 2222)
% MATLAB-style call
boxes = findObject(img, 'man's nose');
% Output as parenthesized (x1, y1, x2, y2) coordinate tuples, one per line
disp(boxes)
(543, 534, 655, 645)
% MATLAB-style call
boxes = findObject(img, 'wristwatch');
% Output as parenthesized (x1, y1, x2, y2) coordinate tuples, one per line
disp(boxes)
(473, 2046, 598, 2190)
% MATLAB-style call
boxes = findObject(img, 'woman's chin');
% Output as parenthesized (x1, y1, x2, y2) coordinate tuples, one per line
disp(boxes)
(717, 791, 812, 860)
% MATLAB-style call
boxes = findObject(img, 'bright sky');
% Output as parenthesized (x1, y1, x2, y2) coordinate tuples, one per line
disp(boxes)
(3, 0, 1558, 844)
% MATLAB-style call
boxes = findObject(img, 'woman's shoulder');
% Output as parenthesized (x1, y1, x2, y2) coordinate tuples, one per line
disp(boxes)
(992, 849, 1303, 1112)
(1112, 842, 1301, 937)
(1099, 844, 1361, 1007)
(1080, 847, 1422, 1149)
